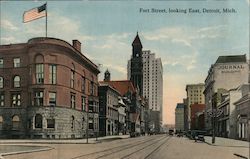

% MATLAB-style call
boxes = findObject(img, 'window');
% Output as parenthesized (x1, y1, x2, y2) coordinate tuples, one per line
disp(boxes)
(0, 59, 3, 68)
(71, 116, 75, 129)
(49, 65, 56, 84)
(70, 70, 74, 88)
(14, 58, 20, 67)
(82, 117, 85, 129)
(47, 119, 55, 128)
(0, 93, 4, 106)
(49, 92, 56, 106)
(82, 76, 85, 93)
(0, 77, 3, 88)
(13, 76, 20, 88)
(34, 91, 43, 106)
(82, 96, 86, 111)
(12, 115, 20, 130)
(90, 82, 94, 95)
(35, 114, 42, 128)
(11, 93, 21, 107)
(88, 100, 93, 112)
(89, 117, 93, 129)
(36, 64, 44, 84)
(71, 94, 75, 109)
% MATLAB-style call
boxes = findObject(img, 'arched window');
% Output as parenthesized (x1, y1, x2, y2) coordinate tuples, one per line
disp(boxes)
(13, 76, 20, 88)
(12, 115, 20, 130)
(0, 116, 3, 130)
(0, 76, 3, 88)
(71, 116, 75, 129)
(35, 114, 43, 128)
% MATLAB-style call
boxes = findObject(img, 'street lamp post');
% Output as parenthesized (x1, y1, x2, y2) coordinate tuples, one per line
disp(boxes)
(212, 93, 218, 144)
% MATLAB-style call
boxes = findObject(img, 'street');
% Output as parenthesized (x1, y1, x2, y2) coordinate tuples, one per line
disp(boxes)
(2, 135, 249, 159)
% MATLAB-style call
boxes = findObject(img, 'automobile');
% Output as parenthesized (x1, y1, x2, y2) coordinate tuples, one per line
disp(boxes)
(193, 130, 206, 142)
(168, 129, 174, 136)
(177, 132, 184, 137)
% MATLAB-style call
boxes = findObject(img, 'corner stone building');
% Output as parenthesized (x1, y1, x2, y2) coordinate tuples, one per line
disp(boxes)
(0, 37, 100, 139)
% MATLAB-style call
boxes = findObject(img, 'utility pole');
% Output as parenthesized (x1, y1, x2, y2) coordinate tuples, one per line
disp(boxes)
(212, 93, 217, 144)
(86, 105, 89, 144)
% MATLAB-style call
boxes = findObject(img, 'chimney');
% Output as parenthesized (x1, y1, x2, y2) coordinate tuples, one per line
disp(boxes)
(72, 40, 81, 52)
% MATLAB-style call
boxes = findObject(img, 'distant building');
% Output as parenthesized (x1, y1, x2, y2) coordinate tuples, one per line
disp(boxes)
(183, 98, 189, 131)
(190, 104, 205, 130)
(127, 35, 163, 133)
(175, 103, 185, 132)
(204, 55, 249, 133)
(99, 80, 141, 135)
(0, 37, 100, 139)
(186, 83, 205, 129)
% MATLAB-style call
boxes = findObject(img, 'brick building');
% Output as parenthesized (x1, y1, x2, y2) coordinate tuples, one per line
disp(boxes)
(0, 37, 99, 139)
(190, 104, 205, 130)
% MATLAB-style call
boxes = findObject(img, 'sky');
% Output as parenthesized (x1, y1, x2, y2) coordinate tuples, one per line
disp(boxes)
(0, 0, 249, 125)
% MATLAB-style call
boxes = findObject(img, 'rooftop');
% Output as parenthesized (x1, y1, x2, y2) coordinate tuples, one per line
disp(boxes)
(99, 80, 136, 96)
(176, 103, 185, 109)
(132, 32, 143, 47)
(216, 54, 246, 63)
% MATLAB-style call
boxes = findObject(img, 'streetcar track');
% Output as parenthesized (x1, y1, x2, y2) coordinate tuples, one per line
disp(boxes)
(97, 136, 167, 159)
(120, 136, 170, 159)
(144, 136, 172, 159)
(71, 135, 163, 159)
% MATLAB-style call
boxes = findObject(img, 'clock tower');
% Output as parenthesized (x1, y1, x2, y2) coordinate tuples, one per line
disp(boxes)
(130, 32, 143, 96)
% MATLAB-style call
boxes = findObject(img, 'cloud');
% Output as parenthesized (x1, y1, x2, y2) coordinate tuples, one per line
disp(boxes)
(1, 20, 19, 31)
(172, 39, 191, 47)
(195, 25, 227, 39)
(143, 27, 181, 41)
(102, 63, 127, 75)
(1, 36, 20, 44)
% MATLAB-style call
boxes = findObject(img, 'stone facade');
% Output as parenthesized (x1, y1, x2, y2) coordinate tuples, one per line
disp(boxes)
(204, 55, 248, 132)
(0, 37, 99, 139)
(98, 84, 119, 136)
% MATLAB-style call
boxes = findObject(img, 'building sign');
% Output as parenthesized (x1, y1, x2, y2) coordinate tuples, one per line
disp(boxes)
(217, 64, 245, 73)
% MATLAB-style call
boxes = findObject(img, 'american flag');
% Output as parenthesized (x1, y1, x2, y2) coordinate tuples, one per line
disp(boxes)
(23, 3, 46, 23)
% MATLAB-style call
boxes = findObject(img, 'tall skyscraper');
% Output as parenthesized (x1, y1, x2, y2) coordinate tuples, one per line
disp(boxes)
(128, 34, 163, 131)
(142, 51, 163, 117)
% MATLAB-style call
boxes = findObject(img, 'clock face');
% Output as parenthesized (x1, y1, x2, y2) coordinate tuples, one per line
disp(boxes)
(136, 54, 139, 57)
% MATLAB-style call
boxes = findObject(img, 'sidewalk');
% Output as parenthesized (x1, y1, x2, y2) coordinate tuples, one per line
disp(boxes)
(204, 136, 250, 148)
(0, 135, 130, 144)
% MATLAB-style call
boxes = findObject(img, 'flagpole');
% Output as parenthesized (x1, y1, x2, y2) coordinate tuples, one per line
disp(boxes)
(45, 2, 47, 37)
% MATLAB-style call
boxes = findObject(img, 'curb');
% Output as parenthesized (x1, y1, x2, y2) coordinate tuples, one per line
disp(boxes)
(0, 136, 130, 145)
(204, 141, 249, 148)
(0, 146, 54, 159)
